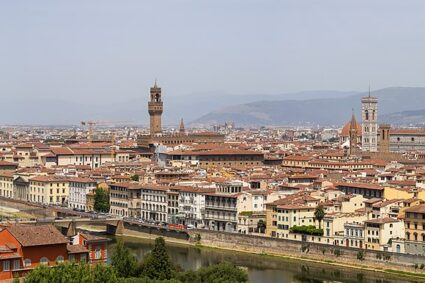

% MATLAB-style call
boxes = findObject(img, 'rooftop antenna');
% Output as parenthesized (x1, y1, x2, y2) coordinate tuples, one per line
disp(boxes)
(369, 84, 371, 97)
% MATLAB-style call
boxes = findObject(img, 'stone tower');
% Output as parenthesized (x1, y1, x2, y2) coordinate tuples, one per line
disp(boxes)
(361, 90, 378, 152)
(179, 118, 185, 134)
(378, 124, 391, 153)
(148, 81, 163, 135)
(349, 111, 359, 156)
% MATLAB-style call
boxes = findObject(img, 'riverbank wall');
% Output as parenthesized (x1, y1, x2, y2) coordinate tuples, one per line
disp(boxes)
(188, 229, 425, 273)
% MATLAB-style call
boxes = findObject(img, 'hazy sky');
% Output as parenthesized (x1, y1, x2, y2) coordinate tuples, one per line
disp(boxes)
(1, 0, 424, 102)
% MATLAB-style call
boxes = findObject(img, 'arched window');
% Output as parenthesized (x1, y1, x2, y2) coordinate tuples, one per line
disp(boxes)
(40, 257, 49, 265)
(24, 259, 31, 267)
(95, 247, 101, 260)
(365, 110, 369, 120)
(56, 256, 64, 264)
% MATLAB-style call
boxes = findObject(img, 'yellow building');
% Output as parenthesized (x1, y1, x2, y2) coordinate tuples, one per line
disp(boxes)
(29, 175, 70, 205)
(384, 186, 415, 200)
(275, 204, 316, 239)
(0, 171, 14, 198)
(404, 204, 425, 255)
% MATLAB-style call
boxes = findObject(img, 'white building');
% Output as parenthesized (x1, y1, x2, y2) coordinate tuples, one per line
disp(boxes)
(68, 177, 97, 211)
(141, 185, 169, 222)
(177, 186, 214, 228)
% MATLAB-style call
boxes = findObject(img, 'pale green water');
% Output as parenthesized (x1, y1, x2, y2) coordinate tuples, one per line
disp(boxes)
(110, 235, 423, 283)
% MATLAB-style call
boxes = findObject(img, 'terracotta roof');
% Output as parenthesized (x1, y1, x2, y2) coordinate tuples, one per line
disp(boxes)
(30, 175, 69, 183)
(7, 225, 68, 247)
(80, 233, 109, 243)
(405, 204, 425, 214)
(67, 244, 89, 254)
(336, 182, 384, 191)
(391, 128, 425, 135)
(365, 218, 399, 224)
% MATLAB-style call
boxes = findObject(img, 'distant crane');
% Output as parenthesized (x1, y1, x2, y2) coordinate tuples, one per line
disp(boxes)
(81, 120, 132, 143)
(80, 121, 97, 142)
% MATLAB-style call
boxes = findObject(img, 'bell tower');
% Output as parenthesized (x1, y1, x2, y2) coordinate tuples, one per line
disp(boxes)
(148, 80, 163, 135)
(361, 88, 378, 152)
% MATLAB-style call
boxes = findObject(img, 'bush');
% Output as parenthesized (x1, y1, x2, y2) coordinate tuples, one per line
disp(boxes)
(357, 251, 364, 261)
(24, 263, 119, 283)
(301, 243, 310, 253)
(290, 225, 324, 236)
(383, 253, 391, 261)
(333, 248, 341, 257)
(420, 264, 425, 270)
(178, 262, 248, 283)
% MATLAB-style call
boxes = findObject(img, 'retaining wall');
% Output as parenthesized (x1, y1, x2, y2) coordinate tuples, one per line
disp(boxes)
(189, 229, 425, 271)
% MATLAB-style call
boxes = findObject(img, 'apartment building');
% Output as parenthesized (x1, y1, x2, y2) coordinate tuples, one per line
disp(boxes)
(364, 218, 404, 251)
(109, 182, 142, 218)
(29, 176, 69, 205)
(68, 178, 97, 211)
(0, 171, 13, 198)
(177, 186, 214, 228)
(141, 185, 169, 222)
(204, 192, 238, 232)
(404, 204, 425, 255)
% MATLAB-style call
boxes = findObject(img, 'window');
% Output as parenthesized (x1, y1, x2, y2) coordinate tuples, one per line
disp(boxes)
(24, 259, 31, 267)
(80, 254, 87, 263)
(95, 247, 101, 260)
(13, 259, 20, 270)
(3, 260, 10, 271)
(56, 256, 64, 263)
(40, 257, 49, 265)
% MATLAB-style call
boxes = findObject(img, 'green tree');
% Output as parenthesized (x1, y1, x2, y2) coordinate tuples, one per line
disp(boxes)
(131, 175, 140, 182)
(257, 220, 266, 233)
(111, 239, 138, 278)
(24, 263, 119, 283)
(139, 237, 175, 280)
(24, 264, 52, 283)
(179, 262, 248, 283)
(94, 187, 110, 213)
(314, 205, 325, 229)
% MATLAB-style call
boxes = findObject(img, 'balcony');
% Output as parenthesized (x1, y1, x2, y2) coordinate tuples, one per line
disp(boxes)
(205, 203, 237, 211)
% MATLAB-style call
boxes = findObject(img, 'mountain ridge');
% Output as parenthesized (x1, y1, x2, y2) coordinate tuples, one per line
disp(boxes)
(192, 87, 425, 127)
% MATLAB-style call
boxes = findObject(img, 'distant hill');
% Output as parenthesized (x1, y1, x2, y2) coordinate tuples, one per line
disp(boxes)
(381, 109, 425, 126)
(192, 87, 425, 127)
(0, 90, 357, 126)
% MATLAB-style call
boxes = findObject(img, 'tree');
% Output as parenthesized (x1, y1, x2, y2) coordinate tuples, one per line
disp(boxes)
(314, 205, 325, 229)
(111, 239, 138, 278)
(131, 174, 140, 182)
(94, 187, 110, 213)
(139, 237, 175, 280)
(257, 220, 266, 234)
(179, 262, 248, 283)
(24, 263, 119, 283)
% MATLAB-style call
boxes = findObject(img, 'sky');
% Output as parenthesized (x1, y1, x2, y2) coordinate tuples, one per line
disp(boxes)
(1, 0, 425, 104)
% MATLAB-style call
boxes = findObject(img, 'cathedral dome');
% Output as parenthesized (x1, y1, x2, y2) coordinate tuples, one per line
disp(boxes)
(340, 120, 362, 137)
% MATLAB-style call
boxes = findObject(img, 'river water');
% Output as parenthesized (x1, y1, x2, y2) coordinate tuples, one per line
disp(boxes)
(111, 235, 422, 283)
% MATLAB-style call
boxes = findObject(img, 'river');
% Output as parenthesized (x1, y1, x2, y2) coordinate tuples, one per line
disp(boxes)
(110, 235, 422, 283)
